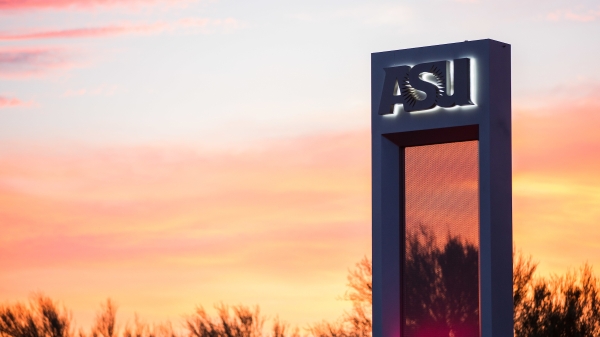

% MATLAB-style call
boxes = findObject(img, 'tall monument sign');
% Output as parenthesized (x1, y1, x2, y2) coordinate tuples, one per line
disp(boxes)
(371, 39, 512, 337)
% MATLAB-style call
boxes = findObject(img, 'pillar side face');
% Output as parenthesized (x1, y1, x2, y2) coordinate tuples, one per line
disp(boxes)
(371, 39, 512, 337)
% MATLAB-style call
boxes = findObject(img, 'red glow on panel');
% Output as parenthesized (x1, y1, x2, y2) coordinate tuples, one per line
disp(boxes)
(403, 141, 479, 337)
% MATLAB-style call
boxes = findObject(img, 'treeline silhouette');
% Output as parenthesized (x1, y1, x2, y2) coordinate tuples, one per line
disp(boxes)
(2, 231, 600, 337)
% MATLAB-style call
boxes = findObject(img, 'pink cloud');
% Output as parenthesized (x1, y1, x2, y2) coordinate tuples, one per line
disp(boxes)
(0, 18, 236, 78)
(547, 7, 600, 22)
(0, 0, 194, 11)
(0, 47, 78, 78)
(0, 18, 239, 41)
(0, 22, 168, 40)
(178, 17, 240, 31)
(513, 84, 600, 176)
(0, 95, 32, 108)
(62, 88, 86, 97)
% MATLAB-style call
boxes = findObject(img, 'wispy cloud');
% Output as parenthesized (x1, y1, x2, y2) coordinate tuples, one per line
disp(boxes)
(62, 84, 121, 97)
(0, 22, 167, 40)
(0, 95, 33, 108)
(547, 7, 600, 22)
(0, 18, 240, 41)
(334, 4, 415, 26)
(178, 17, 240, 32)
(0, 17, 237, 77)
(0, 47, 78, 78)
(0, 0, 195, 11)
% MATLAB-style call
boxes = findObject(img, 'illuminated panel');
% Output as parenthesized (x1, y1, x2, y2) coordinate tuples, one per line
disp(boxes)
(403, 140, 480, 337)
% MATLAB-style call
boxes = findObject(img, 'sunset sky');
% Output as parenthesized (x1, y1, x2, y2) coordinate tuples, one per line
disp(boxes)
(1, 0, 600, 332)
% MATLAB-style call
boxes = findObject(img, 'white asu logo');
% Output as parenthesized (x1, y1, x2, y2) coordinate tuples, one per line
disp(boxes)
(378, 58, 473, 114)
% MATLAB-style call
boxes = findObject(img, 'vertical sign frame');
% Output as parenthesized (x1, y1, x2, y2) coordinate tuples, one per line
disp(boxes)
(371, 39, 512, 337)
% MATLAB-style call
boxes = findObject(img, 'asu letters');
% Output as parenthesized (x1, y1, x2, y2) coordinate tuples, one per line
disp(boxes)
(378, 58, 473, 114)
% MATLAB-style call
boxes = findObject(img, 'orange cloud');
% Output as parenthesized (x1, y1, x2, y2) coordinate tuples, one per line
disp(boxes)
(512, 84, 600, 276)
(0, 130, 371, 328)
(1, 85, 599, 327)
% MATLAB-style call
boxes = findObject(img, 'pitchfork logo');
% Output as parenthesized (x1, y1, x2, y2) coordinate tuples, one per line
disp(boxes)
(378, 58, 473, 114)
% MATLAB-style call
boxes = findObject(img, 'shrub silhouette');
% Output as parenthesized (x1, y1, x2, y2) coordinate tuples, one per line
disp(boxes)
(186, 304, 297, 337)
(310, 257, 371, 337)
(513, 254, 600, 337)
(4, 244, 600, 337)
(121, 314, 178, 337)
(90, 299, 118, 337)
(311, 229, 600, 337)
(0, 294, 72, 337)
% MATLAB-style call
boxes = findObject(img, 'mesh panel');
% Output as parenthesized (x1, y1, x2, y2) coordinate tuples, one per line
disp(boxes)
(403, 140, 480, 337)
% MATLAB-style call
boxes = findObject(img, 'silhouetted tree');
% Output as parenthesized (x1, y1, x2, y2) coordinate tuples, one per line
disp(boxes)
(0, 295, 73, 337)
(269, 317, 297, 337)
(91, 299, 118, 337)
(313, 230, 600, 337)
(309, 321, 347, 337)
(513, 251, 538, 336)
(5, 245, 600, 337)
(122, 315, 178, 337)
(186, 304, 262, 337)
(310, 257, 372, 337)
(343, 257, 371, 337)
(513, 254, 600, 337)
(185, 304, 297, 337)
